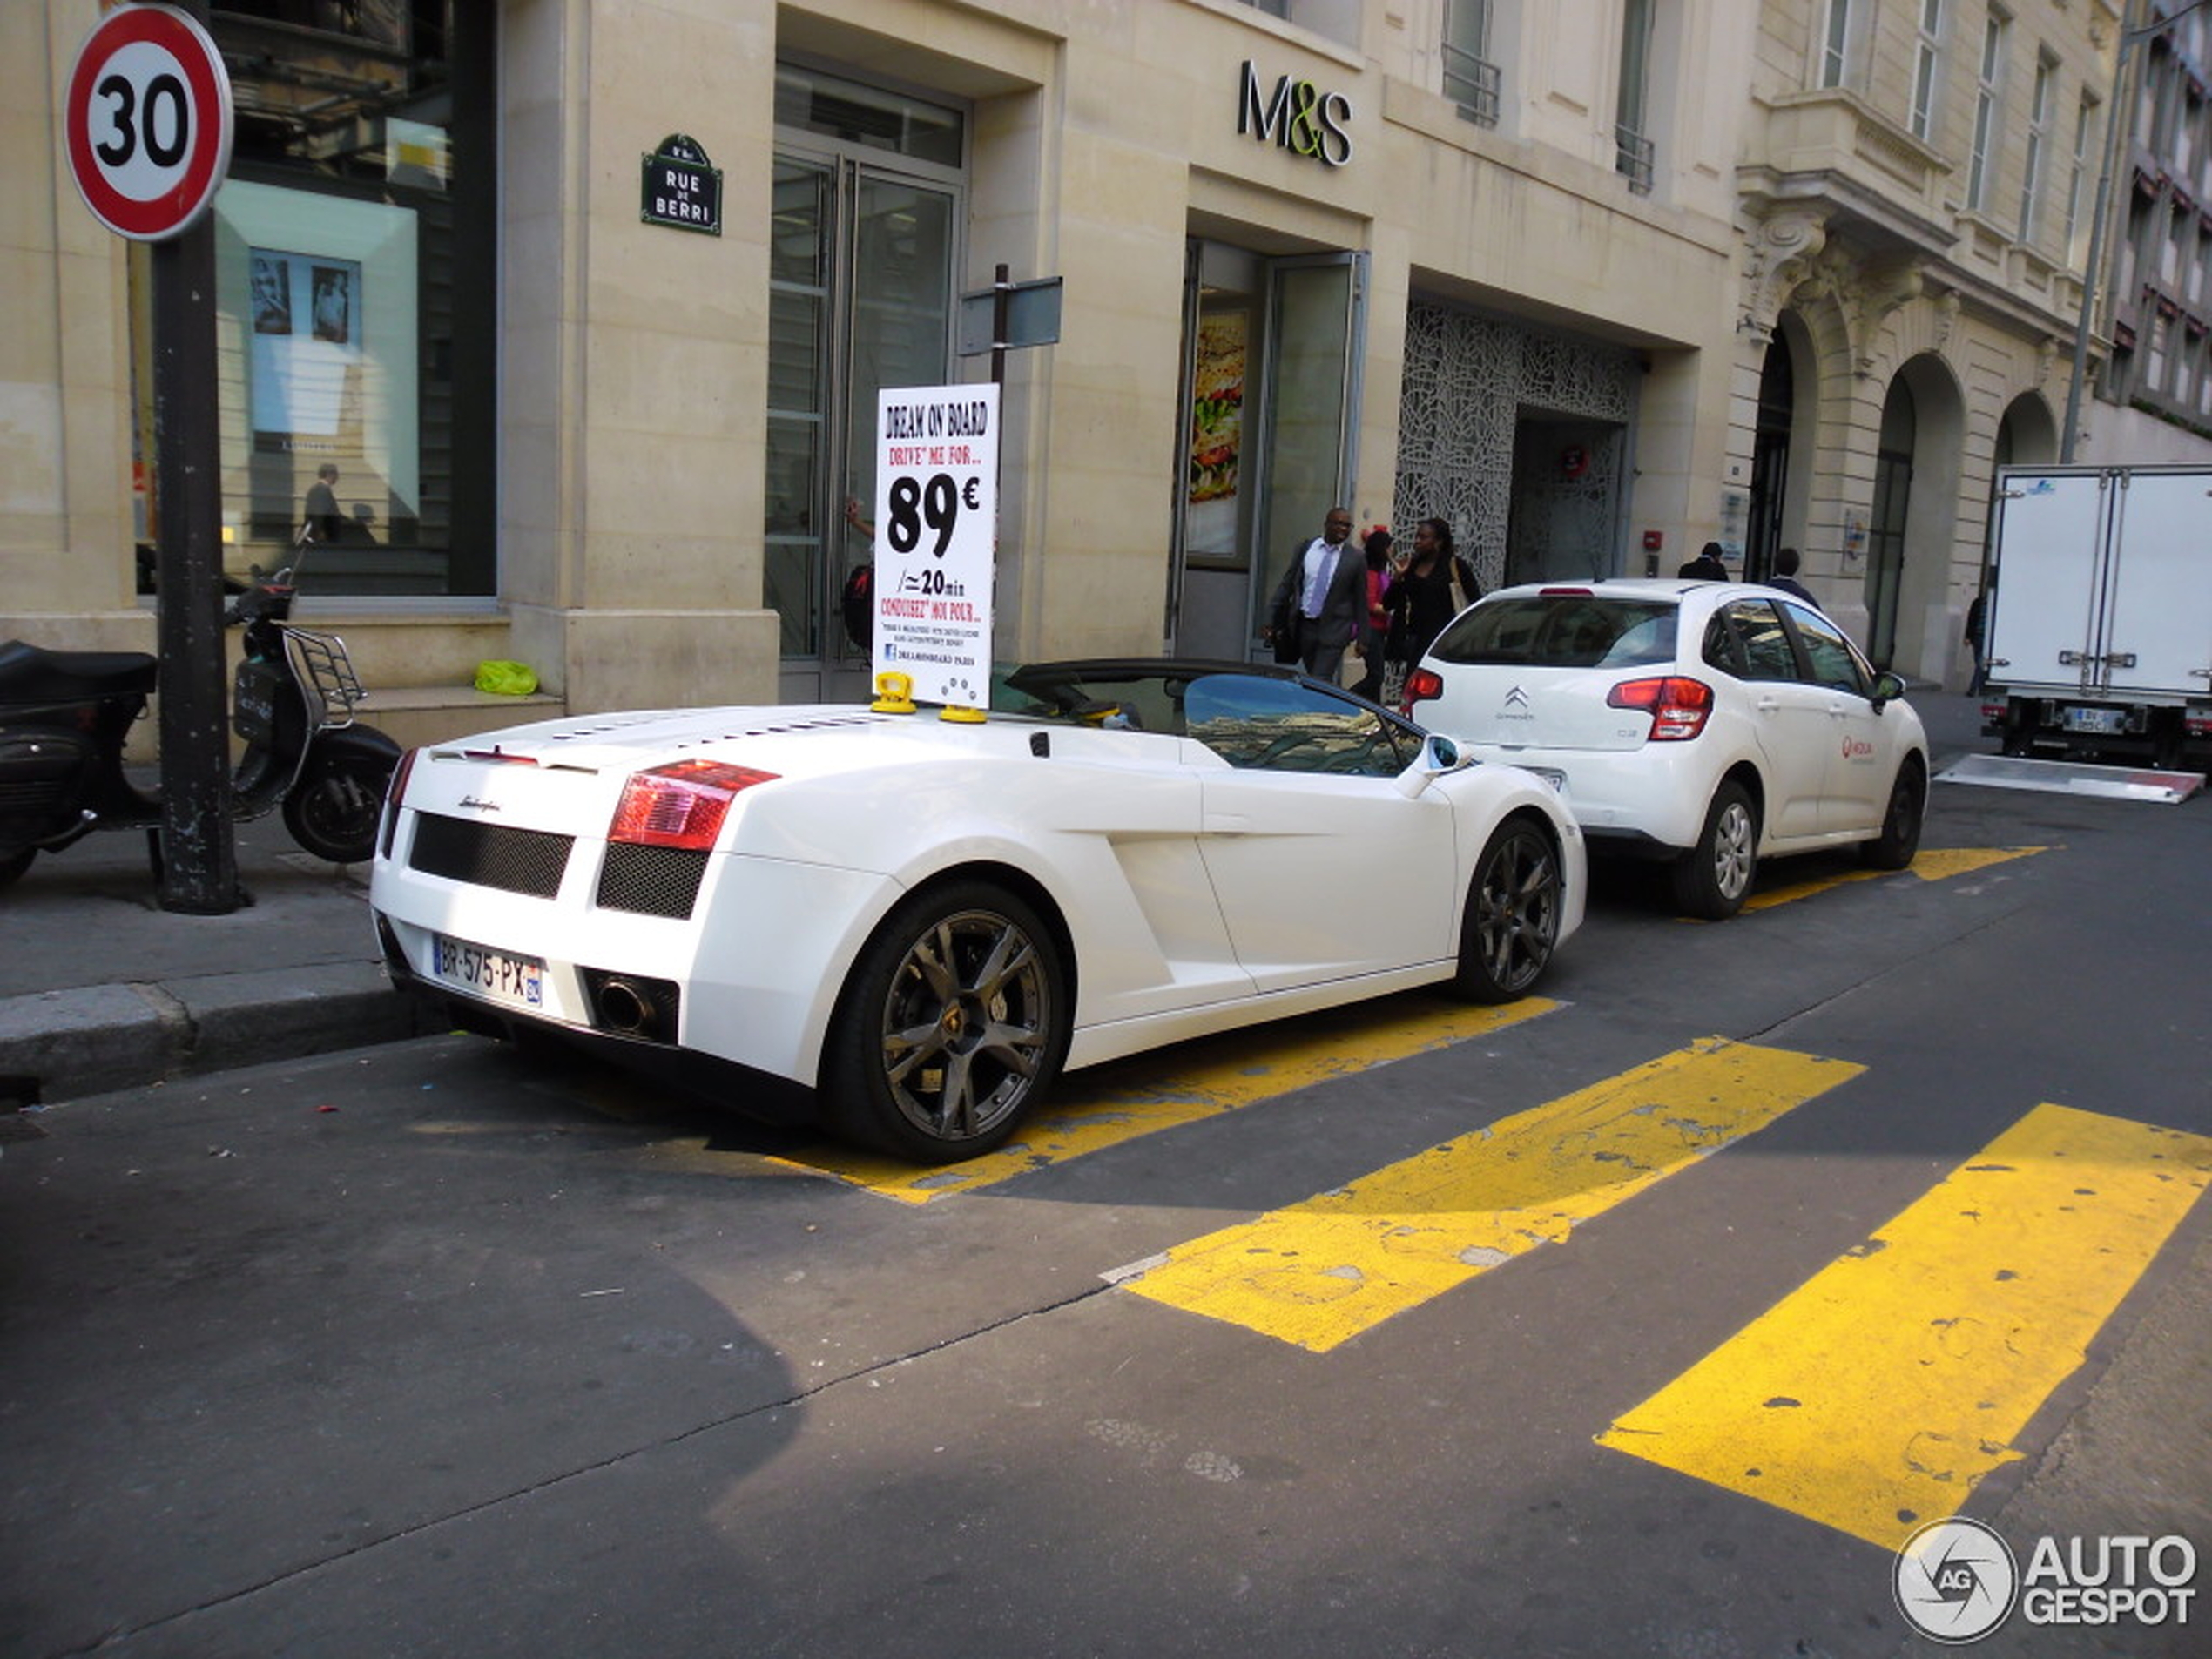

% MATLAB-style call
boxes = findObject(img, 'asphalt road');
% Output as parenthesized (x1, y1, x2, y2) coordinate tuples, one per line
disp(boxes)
(3, 766, 2208, 1658)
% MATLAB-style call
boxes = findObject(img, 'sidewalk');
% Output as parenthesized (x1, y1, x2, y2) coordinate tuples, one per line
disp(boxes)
(0, 803, 430, 1116)
(0, 687, 1998, 1116)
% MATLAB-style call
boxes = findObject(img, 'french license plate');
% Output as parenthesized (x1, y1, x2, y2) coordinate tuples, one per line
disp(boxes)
(432, 934, 544, 1011)
(2061, 705, 2126, 735)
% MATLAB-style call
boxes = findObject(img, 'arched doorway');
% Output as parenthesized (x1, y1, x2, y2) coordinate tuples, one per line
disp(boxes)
(1861, 354, 1966, 676)
(1994, 392, 2060, 466)
(1745, 334, 1792, 584)
(1865, 381, 1914, 667)
(1744, 318, 1816, 585)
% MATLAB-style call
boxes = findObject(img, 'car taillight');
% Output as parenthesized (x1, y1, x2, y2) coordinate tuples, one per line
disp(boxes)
(378, 746, 420, 860)
(608, 760, 778, 850)
(1607, 675, 1714, 740)
(1402, 667, 1445, 714)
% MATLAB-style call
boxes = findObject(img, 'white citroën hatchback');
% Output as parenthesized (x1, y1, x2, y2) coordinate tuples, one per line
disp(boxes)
(1405, 579, 1929, 920)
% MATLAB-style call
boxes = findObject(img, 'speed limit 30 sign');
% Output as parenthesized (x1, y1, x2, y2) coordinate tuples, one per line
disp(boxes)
(65, 3, 233, 241)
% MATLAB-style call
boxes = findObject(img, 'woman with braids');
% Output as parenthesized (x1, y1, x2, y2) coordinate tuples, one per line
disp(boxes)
(1383, 517, 1479, 702)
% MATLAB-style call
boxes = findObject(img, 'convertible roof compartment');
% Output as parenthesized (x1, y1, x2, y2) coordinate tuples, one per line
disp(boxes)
(1935, 754, 2203, 805)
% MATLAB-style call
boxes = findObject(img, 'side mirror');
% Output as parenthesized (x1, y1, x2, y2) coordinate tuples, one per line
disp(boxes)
(1870, 671, 1907, 711)
(1396, 731, 1470, 797)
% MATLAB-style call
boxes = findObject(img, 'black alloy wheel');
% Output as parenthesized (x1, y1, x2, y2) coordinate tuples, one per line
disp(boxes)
(1453, 815, 1562, 1002)
(825, 880, 1068, 1162)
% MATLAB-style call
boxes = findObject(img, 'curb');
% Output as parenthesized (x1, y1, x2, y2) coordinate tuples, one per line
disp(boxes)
(0, 961, 429, 1106)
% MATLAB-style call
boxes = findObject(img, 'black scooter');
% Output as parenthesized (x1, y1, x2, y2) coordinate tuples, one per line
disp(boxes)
(0, 544, 401, 890)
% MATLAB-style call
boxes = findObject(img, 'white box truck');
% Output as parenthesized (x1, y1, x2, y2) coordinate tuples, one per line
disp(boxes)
(1980, 464, 2212, 770)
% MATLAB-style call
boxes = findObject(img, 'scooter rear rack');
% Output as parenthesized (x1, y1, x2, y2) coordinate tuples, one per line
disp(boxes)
(284, 627, 367, 730)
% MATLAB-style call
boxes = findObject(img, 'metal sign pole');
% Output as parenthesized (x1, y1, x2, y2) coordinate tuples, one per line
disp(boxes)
(992, 262, 1010, 388)
(151, 203, 239, 913)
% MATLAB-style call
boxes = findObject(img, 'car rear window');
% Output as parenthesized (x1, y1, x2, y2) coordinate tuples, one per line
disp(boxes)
(1430, 597, 1677, 669)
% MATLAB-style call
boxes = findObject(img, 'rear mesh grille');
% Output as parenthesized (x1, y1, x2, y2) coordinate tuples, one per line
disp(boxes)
(596, 843, 707, 919)
(408, 813, 573, 898)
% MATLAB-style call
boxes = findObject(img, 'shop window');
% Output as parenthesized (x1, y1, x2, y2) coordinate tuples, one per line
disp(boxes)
(144, 3, 497, 596)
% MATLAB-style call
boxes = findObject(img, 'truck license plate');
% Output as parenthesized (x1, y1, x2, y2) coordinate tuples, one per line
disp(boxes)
(432, 934, 544, 1011)
(2061, 706, 2126, 735)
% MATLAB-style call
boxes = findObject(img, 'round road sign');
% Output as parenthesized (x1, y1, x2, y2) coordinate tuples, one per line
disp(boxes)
(65, 4, 234, 241)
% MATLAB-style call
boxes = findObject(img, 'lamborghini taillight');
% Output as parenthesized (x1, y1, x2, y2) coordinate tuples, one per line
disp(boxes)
(378, 746, 420, 860)
(608, 760, 777, 850)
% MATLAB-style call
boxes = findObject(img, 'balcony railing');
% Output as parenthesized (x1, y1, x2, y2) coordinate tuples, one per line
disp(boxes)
(1615, 125, 1655, 194)
(1442, 43, 1501, 129)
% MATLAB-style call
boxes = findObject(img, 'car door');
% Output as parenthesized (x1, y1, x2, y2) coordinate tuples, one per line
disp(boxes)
(1181, 674, 1456, 994)
(1779, 601, 1892, 833)
(1710, 597, 1830, 841)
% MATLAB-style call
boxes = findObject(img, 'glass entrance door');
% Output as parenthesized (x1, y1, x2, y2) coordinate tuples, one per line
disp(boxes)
(767, 68, 963, 703)
(1169, 245, 1365, 662)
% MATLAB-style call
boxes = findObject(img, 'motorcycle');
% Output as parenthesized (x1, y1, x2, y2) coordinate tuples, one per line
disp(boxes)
(0, 541, 402, 890)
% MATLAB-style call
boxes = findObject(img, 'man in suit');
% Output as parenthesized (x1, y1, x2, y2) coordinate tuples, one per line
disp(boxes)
(1263, 505, 1372, 681)
(1767, 545, 1820, 608)
(1678, 540, 1729, 580)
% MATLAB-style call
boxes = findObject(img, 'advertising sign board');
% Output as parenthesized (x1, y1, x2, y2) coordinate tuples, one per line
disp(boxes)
(873, 385, 999, 707)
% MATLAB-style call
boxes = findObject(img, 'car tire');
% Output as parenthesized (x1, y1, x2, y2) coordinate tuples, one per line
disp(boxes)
(1670, 779, 1757, 921)
(1858, 756, 1926, 870)
(1451, 814, 1562, 1003)
(822, 880, 1069, 1163)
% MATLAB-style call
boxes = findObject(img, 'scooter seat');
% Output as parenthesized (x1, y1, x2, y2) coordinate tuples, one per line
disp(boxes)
(0, 639, 159, 705)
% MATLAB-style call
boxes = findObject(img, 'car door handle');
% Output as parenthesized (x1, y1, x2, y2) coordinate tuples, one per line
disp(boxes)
(1204, 813, 1251, 833)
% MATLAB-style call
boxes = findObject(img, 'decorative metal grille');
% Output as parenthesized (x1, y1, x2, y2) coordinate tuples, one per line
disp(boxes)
(596, 842, 709, 920)
(1394, 304, 1637, 590)
(408, 814, 573, 899)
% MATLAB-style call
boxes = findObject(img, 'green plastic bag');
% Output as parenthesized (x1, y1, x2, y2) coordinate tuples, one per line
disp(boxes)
(474, 659, 539, 697)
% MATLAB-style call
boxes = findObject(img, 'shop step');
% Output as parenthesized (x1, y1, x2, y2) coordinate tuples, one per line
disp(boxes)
(350, 685, 565, 749)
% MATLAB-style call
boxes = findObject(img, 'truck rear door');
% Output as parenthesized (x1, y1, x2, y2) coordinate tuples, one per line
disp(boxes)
(2104, 469, 2212, 698)
(1989, 469, 2107, 693)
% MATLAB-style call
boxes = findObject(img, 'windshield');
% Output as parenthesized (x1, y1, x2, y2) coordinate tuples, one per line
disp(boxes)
(1432, 596, 1677, 669)
(997, 661, 1424, 777)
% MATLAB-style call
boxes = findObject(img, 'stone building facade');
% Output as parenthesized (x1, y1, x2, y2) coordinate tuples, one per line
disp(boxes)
(5, 2, 2189, 738)
(2084, 0, 2212, 460)
(1737, 0, 2158, 689)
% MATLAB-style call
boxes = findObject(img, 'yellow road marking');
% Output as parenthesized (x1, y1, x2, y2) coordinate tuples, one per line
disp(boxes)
(1742, 846, 2046, 912)
(777, 995, 1561, 1203)
(1598, 1103, 2212, 1551)
(1118, 1037, 1862, 1352)
(1906, 846, 2047, 880)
